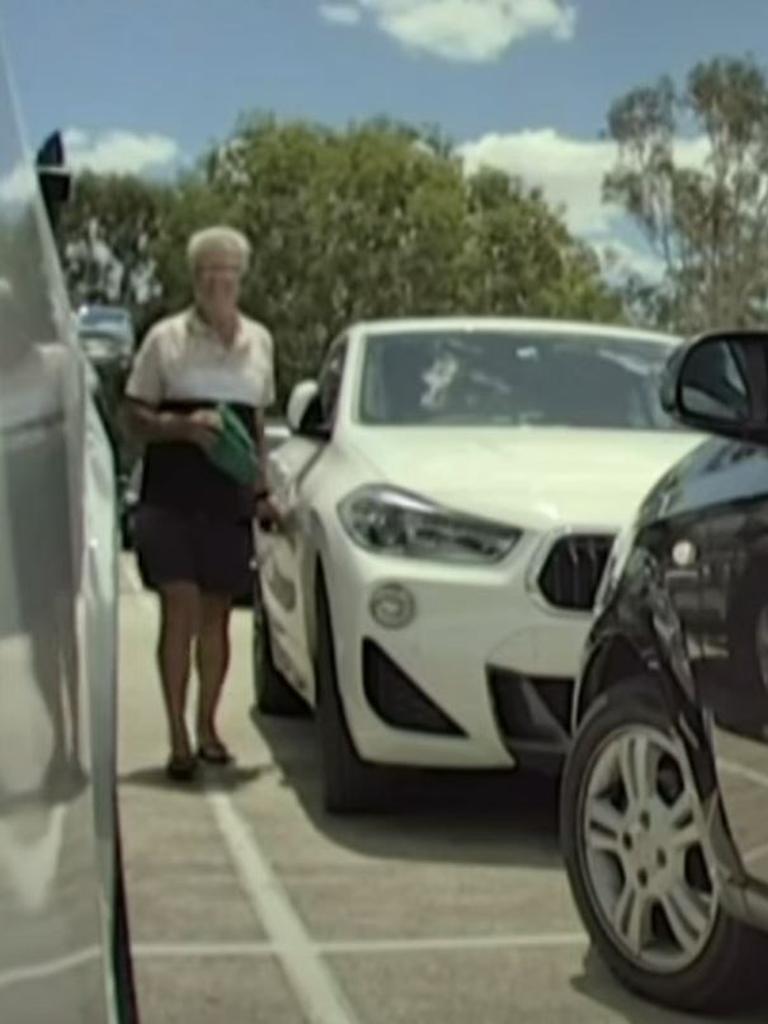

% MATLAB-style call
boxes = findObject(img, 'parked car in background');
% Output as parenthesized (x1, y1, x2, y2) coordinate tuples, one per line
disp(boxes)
(253, 317, 702, 812)
(76, 304, 137, 535)
(561, 329, 768, 1014)
(0, 40, 136, 1024)
(77, 304, 136, 371)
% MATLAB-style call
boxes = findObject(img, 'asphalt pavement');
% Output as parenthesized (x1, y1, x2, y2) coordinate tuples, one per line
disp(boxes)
(117, 557, 766, 1024)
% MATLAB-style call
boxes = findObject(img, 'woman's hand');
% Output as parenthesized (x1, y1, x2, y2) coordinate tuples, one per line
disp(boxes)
(184, 409, 222, 451)
(255, 493, 283, 532)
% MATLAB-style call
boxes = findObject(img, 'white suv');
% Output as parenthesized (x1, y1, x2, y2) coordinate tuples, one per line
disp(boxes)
(255, 318, 700, 812)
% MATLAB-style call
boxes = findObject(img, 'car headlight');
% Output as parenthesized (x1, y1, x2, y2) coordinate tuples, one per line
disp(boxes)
(593, 521, 637, 617)
(338, 485, 521, 565)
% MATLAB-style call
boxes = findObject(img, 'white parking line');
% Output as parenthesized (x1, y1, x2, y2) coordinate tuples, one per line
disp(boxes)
(743, 841, 768, 866)
(718, 758, 768, 790)
(319, 933, 588, 955)
(715, 758, 768, 865)
(206, 789, 360, 1024)
(0, 946, 101, 992)
(132, 932, 588, 962)
(133, 942, 275, 959)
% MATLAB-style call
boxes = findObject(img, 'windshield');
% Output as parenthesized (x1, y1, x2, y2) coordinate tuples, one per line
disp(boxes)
(78, 306, 132, 337)
(360, 329, 678, 429)
(79, 306, 128, 326)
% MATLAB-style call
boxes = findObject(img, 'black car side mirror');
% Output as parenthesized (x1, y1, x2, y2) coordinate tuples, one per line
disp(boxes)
(664, 330, 768, 443)
(36, 131, 71, 232)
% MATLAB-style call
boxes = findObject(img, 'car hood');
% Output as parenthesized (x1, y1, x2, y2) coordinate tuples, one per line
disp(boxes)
(347, 427, 703, 531)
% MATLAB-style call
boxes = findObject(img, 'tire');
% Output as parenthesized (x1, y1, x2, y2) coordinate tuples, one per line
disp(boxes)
(120, 508, 135, 551)
(253, 606, 306, 716)
(561, 679, 766, 1014)
(315, 569, 381, 814)
(112, 830, 139, 1024)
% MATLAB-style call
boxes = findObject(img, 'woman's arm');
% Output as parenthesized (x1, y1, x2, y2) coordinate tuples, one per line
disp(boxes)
(122, 399, 221, 450)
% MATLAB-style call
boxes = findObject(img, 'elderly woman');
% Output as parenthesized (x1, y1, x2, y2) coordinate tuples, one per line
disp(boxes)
(124, 226, 277, 779)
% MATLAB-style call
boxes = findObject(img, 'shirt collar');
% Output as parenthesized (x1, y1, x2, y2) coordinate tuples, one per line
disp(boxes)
(186, 306, 246, 348)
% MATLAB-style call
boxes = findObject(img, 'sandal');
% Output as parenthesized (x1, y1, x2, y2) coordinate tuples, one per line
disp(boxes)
(166, 753, 198, 781)
(197, 742, 234, 766)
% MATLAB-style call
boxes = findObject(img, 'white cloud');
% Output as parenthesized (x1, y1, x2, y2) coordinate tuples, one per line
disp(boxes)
(326, 0, 576, 61)
(594, 238, 666, 284)
(0, 128, 182, 207)
(459, 128, 616, 234)
(63, 128, 181, 175)
(320, 3, 363, 24)
(459, 128, 711, 281)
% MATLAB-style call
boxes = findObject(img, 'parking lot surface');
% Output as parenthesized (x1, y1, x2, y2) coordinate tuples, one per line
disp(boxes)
(118, 559, 766, 1023)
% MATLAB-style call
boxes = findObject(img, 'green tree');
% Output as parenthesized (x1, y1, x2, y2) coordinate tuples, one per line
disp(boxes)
(605, 56, 768, 330)
(58, 114, 619, 405)
(461, 168, 619, 320)
(59, 171, 169, 317)
(201, 115, 617, 402)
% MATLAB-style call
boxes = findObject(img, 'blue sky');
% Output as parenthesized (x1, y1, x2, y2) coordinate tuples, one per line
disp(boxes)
(2, 0, 767, 274)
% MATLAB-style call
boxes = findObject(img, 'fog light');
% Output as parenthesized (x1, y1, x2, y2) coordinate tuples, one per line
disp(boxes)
(369, 584, 416, 630)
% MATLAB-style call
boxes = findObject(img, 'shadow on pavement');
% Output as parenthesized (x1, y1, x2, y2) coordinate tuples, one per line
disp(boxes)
(571, 946, 768, 1023)
(252, 708, 562, 868)
(120, 763, 268, 793)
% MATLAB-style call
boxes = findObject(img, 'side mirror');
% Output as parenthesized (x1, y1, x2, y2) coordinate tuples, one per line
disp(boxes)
(36, 131, 71, 232)
(286, 379, 329, 440)
(667, 330, 768, 442)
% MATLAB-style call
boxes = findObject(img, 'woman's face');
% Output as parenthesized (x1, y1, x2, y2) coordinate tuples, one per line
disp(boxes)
(193, 250, 244, 321)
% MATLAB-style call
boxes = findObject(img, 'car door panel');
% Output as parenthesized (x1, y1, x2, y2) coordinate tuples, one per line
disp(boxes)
(0, 72, 125, 1023)
(260, 437, 327, 692)
(686, 448, 768, 888)
(259, 339, 350, 700)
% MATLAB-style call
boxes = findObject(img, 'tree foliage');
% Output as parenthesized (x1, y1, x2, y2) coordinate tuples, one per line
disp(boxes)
(59, 115, 620, 405)
(605, 56, 768, 331)
(59, 172, 169, 319)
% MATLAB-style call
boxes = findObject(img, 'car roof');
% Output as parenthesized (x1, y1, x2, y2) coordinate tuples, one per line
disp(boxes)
(351, 317, 680, 347)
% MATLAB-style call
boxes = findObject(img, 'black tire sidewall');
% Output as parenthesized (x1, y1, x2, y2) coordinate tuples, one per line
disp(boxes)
(112, 827, 139, 1024)
(315, 569, 377, 812)
(252, 610, 275, 708)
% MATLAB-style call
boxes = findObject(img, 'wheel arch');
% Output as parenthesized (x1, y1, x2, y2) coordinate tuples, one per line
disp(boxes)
(573, 634, 658, 732)
(300, 509, 329, 663)
(573, 631, 723, 807)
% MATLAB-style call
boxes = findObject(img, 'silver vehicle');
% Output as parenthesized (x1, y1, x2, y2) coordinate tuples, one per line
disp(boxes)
(77, 304, 136, 370)
(0, 35, 137, 1024)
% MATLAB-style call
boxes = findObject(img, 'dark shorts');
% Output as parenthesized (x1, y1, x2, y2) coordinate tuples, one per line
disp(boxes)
(135, 505, 254, 597)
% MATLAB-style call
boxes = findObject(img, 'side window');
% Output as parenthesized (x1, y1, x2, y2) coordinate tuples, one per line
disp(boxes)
(317, 337, 347, 428)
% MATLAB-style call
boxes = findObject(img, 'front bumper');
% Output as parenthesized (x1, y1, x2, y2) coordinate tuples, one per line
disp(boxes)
(324, 526, 601, 770)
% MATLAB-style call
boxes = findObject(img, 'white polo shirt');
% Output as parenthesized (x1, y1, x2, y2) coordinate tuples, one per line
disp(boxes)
(126, 308, 275, 411)
(125, 308, 275, 520)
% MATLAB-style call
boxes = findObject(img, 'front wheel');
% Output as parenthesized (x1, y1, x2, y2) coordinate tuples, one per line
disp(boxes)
(315, 570, 382, 814)
(561, 680, 765, 1014)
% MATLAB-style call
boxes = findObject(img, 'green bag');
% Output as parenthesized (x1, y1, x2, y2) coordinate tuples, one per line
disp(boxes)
(207, 404, 260, 486)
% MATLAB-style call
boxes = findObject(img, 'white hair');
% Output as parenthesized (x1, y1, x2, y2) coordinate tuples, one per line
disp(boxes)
(187, 225, 251, 272)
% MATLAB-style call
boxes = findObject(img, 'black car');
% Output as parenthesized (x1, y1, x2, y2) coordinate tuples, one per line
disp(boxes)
(561, 329, 768, 1014)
